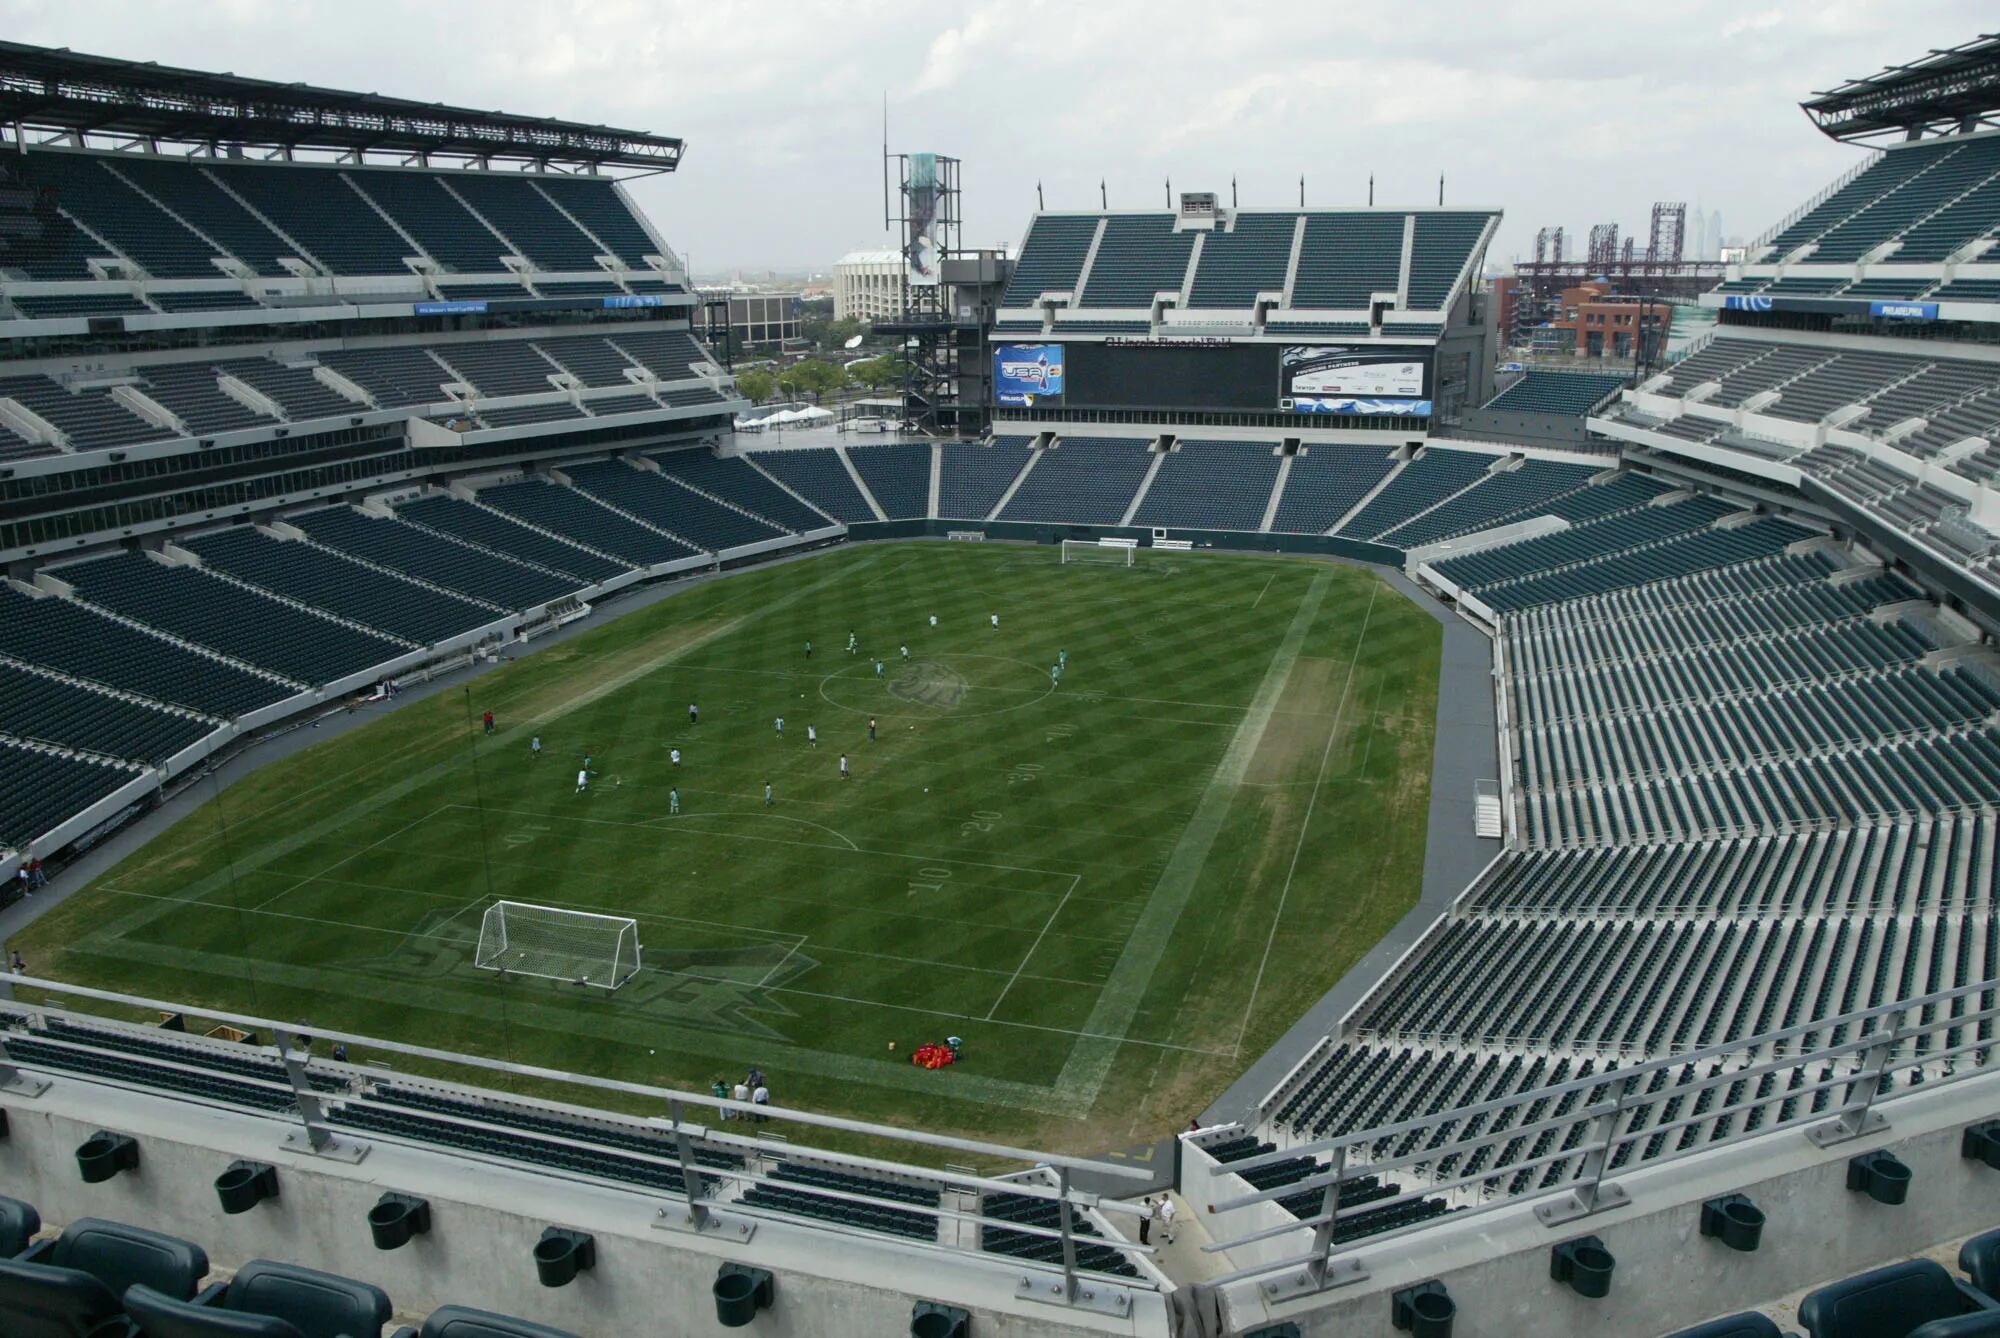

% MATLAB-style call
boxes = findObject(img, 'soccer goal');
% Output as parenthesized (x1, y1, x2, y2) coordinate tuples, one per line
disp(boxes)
(1060, 538, 1137, 566)
(474, 901, 642, 990)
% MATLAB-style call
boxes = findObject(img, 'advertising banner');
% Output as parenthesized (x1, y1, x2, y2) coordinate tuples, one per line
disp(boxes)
(1280, 345, 1432, 416)
(993, 343, 1065, 406)
(905, 152, 942, 288)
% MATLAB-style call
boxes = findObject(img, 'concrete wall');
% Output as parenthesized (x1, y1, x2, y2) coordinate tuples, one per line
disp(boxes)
(1221, 1068, 2000, 1337)
(0, 1076, 1170, 1338)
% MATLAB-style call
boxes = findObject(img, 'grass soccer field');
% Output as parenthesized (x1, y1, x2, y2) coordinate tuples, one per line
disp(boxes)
(16, 542, 1440, 1155)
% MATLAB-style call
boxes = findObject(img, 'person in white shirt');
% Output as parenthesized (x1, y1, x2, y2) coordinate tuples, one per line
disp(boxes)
(575, 768, 589, 793)
(807, 724, 817, 749)
(775, 716, 784, 738)
(670, 747, 681, 767)
(1159, 1195, 1177, 1244)
(929, 614, 937, 627)
(990, 613, 999, 629)
(752, 1083, 771, 1121)
(839, 754, 850, 779)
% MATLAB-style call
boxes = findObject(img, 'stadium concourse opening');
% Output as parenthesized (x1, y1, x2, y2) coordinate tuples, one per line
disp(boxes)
(8, 22, 2000, 1338)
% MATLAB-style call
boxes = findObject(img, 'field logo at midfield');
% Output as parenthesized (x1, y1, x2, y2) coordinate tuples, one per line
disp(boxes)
(892, 660, 968, 709)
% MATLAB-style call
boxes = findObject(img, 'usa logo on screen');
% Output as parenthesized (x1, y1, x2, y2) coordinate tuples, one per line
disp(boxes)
(998, 355, 1061, 389)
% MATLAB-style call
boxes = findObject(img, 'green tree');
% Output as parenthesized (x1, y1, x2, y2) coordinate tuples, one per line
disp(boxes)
(789, 359, 848, 401)
(734, 369, 775, 404)
(851, 356, 907, 392)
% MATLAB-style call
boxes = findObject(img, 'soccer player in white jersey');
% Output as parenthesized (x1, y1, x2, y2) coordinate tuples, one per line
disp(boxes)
(575, 768, 589, 793)
(990, 613, 999, 629)
(807, 724, 817, 749)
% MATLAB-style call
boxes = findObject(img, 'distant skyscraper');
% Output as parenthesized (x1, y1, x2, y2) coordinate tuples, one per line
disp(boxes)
(1710, 210, 1724, 261)
(1691, 209, 1707, 262)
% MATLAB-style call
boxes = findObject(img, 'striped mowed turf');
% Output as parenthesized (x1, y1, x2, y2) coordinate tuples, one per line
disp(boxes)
(17, 541, 1440, 1154)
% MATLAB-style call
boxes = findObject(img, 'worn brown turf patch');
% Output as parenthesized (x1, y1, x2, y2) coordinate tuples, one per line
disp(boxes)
(1244, 657, 1337, 785)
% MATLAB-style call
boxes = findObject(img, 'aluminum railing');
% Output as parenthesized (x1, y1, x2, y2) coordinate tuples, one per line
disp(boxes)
(0, 974, 1158, 1315)
(1216, 976, 2000, 1296)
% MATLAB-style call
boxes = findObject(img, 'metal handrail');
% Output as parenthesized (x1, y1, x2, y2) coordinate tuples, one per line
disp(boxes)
(0, 972, 1160, 1307)
(1212, 977, 2000, 1294)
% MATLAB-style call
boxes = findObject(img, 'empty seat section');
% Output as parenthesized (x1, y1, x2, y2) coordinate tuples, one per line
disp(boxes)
(1079, 215, 1195, 307)
(0, 374, 177, 450)
(1341, 449, 1493, 538)
(1383, 460, 1600, 547)
(346, 168, 511, 272)
(531, 177, 659, 267)
(747, 448, 876, 522)
(0, 585, 288, 716)
(1134, 440, 1281, 530)
(1291, 213, 1406, 308)
(318, 346, 454, 407)
(134, 359, 277, 434)
(605, 328, 708, 379)
(445, 174, 603, 271)
(290, 506, 583, 608)
(1408, 212, 1490, 307)
(999, 215, 1101, 307)
(11, 149, 226, 278)
(652, 450, 831, 530)
(1270, 445, 1400, 533)
(478, 477, 698, 566)
(534, 335, 641, 388)
(1483, 371, 1628, 415)
(431, 341, 562, 397)
(110, 156, 298, 275)
(396, 493, 631, 583)
(59, 551, 403, 683)
(0, 662, 209, 763)
(999, 437, 1153, 524)
(184, 526, 498, 643)
(205, 162, 414, 275)
(1188, 213, 1297, 308)
(940, 440, 1032, 519)
(565, 459, 785, 551)
(845, 443, 933, 519)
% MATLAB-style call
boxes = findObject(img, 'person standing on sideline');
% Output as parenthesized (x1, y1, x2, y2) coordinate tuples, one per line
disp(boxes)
(530, 734, 542, 760)
(688, 702, 699, 726)
(839, 754, 850, 780)
(1139, 1198, 1154, 1245)
(751, 1081, 771, 1122)
(669, 787, 681, 815)
(775, 716, 784, 739)
(8, 950, 24, 974)
(670, 747, 681, 767)
(732, 1077, 750, 1116)
(804, 640, 813, 659)
(482, 711, 495, 735)
(712, 1077, 731, 1120)
(1159, 1195, 1177, 1245)
(807, 724, 817, 749)
(868, 717, 877, 742)
(764, 781, 774, 808)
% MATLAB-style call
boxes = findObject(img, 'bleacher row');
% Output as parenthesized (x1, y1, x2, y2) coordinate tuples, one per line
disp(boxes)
(0, 1009, 1148, 1281)
(1265, 464, 2000, 1198)
(0, 326, 717, 461)
(0, 147, 682, 310)
(1612, 333, 2000, 494)
(0, 449, 844, 851)
(998, 207, 1493, 315)
(745, 437, 1629, 544)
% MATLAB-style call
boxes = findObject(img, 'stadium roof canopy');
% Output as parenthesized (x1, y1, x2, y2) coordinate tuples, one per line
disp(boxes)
(1802, 32, 2000, 144)
(0, 41, 682, 171)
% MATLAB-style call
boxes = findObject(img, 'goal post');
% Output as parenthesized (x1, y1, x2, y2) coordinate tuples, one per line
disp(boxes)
(1060, 538, 1136, 566)
(474, 901, 642, 990)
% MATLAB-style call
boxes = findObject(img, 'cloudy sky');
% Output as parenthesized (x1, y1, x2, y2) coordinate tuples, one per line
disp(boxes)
(3, 0, 1993, 275)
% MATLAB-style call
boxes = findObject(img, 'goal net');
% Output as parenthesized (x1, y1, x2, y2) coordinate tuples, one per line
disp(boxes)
(1060, 539, 1136, 566)
(474, 901, 642, 990)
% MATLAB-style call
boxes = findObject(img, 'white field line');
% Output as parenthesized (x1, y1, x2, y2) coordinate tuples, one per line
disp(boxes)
(1233, 579, 1382, 1056)
(984, 874, 1083, 1021)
